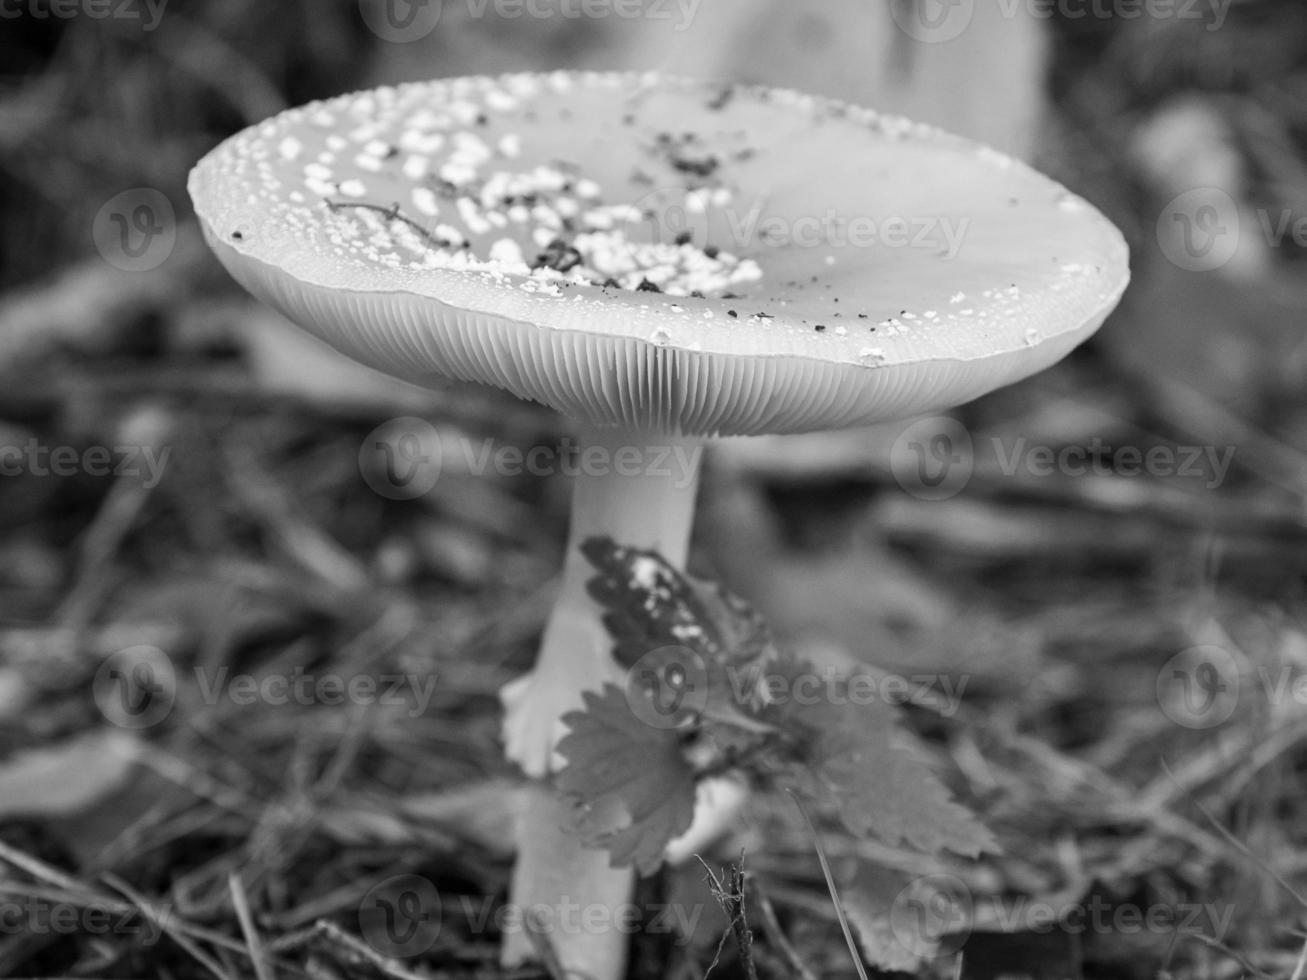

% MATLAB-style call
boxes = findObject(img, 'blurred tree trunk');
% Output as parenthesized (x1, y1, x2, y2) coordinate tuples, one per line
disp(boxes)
(365, 1, 1048, 160)
(622, 0, 1048, 160)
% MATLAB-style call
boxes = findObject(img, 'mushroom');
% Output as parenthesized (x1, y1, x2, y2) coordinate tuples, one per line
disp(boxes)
(189, 71, 1129, 979)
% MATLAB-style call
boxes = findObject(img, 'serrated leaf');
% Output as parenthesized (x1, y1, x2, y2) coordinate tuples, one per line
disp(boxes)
(763, 660, 998, 859)
(580, 537, 728, 666)
(580, 537, 776, 674)
(580, 537, 780, 727)
(556, 685, 697, 875)
(569, 539, 996, 869)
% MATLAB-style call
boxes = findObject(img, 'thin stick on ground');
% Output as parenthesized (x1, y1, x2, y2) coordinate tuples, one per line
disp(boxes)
(697, 858, 731, 980)
(752, 877, 819, 980)
(0, 838, 88, 894)
(788, 790, 870, 980)
(697, 853, 760, 980)
(1178, 770, 1307, 911)
(102, 872, 238, 980)
(1290, 934, 1307, 980)
(311, 920, 434, 980)
(0, 846, 267, 964)
(1184, 930, 1275, 980)
(229, 873, 274, 980)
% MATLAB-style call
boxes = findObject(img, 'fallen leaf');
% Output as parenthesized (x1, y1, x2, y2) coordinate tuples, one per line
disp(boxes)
(0, 730, 142, 818)
(764, 660, 998, 859)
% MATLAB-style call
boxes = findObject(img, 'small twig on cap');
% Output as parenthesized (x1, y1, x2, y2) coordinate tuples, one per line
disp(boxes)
(324, 199, 445, 249)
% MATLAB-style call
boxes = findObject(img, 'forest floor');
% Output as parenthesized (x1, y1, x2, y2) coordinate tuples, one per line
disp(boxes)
(2, 3, 1307, 978)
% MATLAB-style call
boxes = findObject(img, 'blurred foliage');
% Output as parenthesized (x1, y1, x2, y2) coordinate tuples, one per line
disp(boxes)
(0, 1, 363, 289)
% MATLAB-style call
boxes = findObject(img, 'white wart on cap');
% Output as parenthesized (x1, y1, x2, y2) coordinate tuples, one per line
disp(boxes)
(189, 71, 1130, 436)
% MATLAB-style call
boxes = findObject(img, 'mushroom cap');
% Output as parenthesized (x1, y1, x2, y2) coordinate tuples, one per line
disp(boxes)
(189, 71, 1129, 437)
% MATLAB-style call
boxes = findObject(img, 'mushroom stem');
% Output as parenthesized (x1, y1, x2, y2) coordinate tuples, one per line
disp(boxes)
(504, 784, 635, 977)
(500, 423, 702, 978)
(502, 423, 703, 777)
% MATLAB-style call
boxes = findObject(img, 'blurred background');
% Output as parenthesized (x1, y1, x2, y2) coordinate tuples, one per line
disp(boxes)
(2, 1, 1307, 978)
